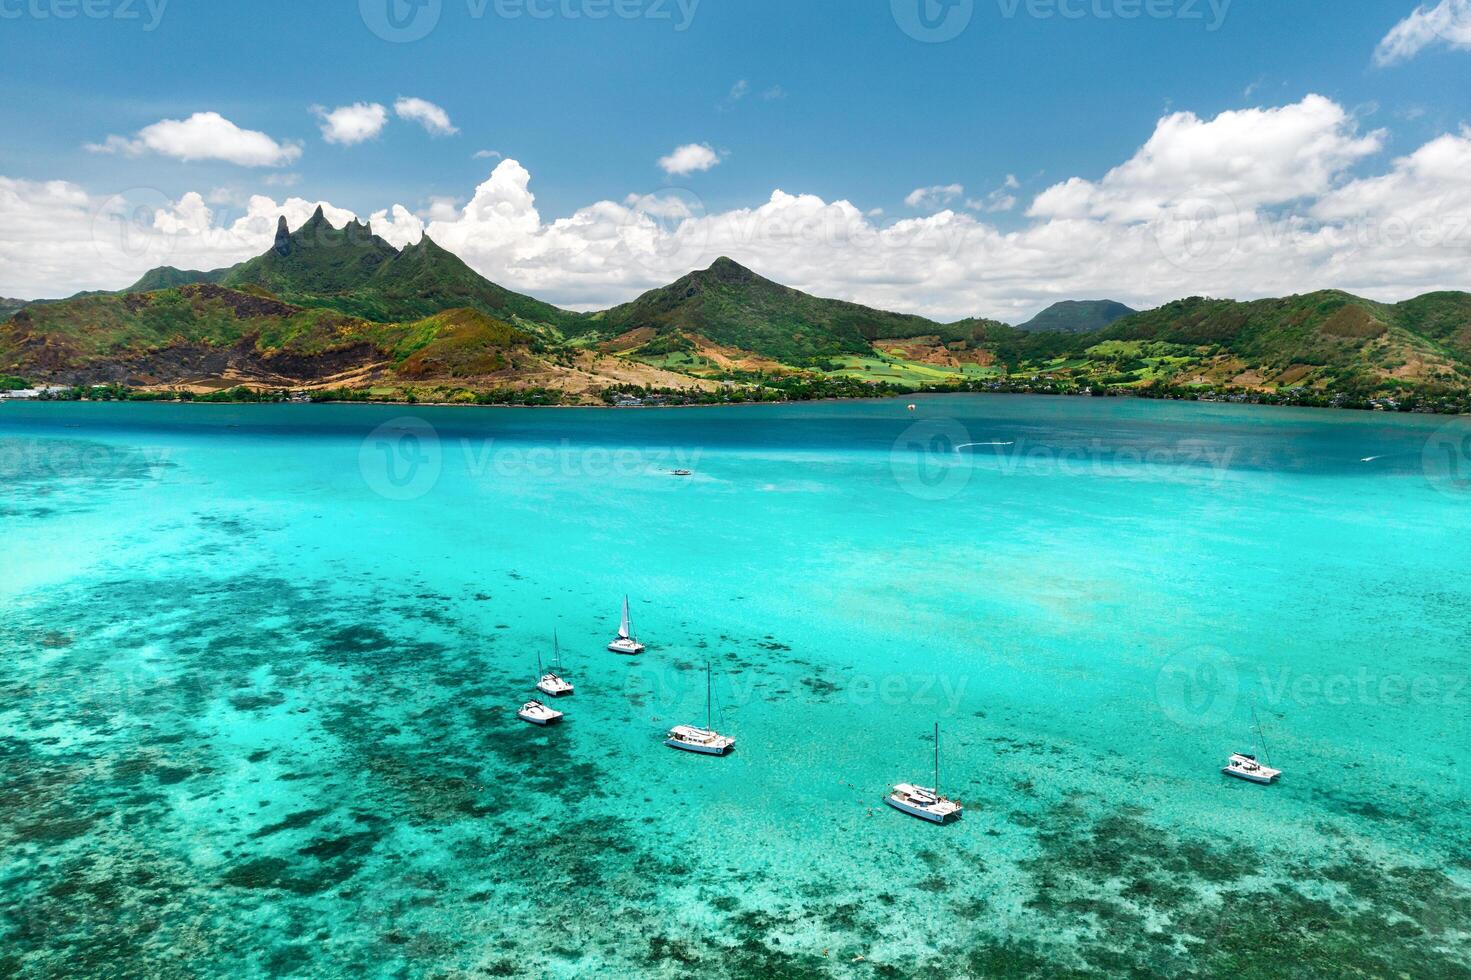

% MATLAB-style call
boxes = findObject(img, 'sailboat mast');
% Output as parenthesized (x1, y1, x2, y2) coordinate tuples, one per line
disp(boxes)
(1252, 705, 1272, 766)
(934, 723, 940, 795)
(706, 663, 713, 730)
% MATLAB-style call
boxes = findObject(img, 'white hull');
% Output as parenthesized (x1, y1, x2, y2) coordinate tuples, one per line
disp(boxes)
(1223, 753, 1280, 784)
(665, 737, 734, 756)
(665, 726, 734, 756)
(885, 784, 963, 824)
(518, 701, 564, 726)
(608, 639, 645, 655)
(519, 713, 562, 726)
(537, 675, 574, 698)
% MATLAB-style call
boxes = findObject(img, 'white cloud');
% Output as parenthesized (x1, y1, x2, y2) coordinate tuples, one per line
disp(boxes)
(1376, 0, 1471, 65)
(966, 176, 1020, 213)
(658, 143, 722, 176)
(263, 173, 302, 188)
(11, 97, 1471, 328)
(85, 112, 302, 167)
(395, 97, 458, 136)
(906, 184, 965, 210)
(474, 149, 503, 160)
(313, 102, 389, 146)
(1029, 95, 1383, 221)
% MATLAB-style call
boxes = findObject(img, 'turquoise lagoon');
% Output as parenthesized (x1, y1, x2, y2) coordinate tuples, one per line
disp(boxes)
(1, 395, 1468, 978)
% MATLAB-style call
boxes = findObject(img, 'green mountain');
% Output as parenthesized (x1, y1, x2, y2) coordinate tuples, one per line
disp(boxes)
(1019, 299, 1137, 333)
(580, 257, 949, 363)
(125, 266, 229, 293)
(4, 214, 1470, 405)
(0, 282, 538, 387)
(0, 297, 26, 322)
(215, 208, 578, 331)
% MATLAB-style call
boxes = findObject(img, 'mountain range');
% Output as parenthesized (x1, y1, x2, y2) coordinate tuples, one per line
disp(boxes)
(3, 210, 1470, 405)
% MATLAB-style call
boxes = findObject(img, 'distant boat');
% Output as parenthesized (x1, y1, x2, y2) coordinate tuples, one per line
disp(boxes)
(518, 699, 564, 726)
(665, 663, 735, 756)
(886, 723, 963, 824)
(671, 469, 693, 477)
(608, 596, 645, 655)
(1223, 705, 1281, 785)
(537, 631, 574, 698)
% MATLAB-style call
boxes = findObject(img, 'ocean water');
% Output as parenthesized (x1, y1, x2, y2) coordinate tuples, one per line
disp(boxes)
(1, 394, 1468, 978)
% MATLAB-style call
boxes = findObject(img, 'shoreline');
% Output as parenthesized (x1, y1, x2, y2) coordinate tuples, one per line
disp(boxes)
(5, 385, 1469, 419)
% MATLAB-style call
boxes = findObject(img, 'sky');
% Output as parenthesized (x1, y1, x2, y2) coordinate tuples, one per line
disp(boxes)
(2, 0, 1471, 322)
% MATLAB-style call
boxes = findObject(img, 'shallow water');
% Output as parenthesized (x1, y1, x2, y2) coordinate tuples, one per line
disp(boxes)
(1, 395, 1469, 978)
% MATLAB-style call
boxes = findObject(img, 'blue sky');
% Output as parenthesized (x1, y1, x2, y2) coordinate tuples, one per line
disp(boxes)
(3, 0, 1471, 318)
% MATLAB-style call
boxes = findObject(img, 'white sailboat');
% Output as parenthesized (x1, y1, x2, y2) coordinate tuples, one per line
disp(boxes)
(1223, 704, 1282, 784)
(608, 596, 645, 655)
(537, 631, 575, 698)
(665, 663, 735, 756)
(886, 723, 963, 824)
(518, 699, 564, 726)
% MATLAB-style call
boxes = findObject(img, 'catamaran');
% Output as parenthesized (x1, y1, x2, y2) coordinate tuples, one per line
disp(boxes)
(886, 723, 963, 824)
(518, 699, 564, 726)
(665, 663, 735, 756)
(1223, 704, 1282, 784)
(608, 596, 645, 655)
(537, 632, 574, 698)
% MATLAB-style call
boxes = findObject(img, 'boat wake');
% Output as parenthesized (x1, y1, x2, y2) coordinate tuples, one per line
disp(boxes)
(1360, 455, 1388, 463)
(956, 441, 1016, 451)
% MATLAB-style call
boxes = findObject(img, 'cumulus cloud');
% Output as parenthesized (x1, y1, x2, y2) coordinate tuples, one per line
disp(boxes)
(906, 184, 965, 210)
(313, 102, 389, 146)
(85, 112, 302, 167)
(1029, 95, 1383, 221)
(1376, 0, 1471, 65)
(658, 143, 722, 176)
(12, 97, 1471, 326)
(395, 97, 458, 136)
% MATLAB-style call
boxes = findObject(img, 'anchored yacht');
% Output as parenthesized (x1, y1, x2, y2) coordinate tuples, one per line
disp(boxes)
(885, 723, 963, 824)
(608, 596, 645, 655)
(518, 700, 564, 726)
(665, 663, 735, 756)
(537, 632, 574, 698)
(1223, 705, 1282, 784)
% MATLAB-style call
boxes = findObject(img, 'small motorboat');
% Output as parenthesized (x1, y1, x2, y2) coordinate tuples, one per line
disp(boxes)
(665, 664, 735, 756)
(885, 723, 963, 824)
(671, 469, 693, 477)
(518, 700, 564, 726)
(608, 595, 646, 655)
